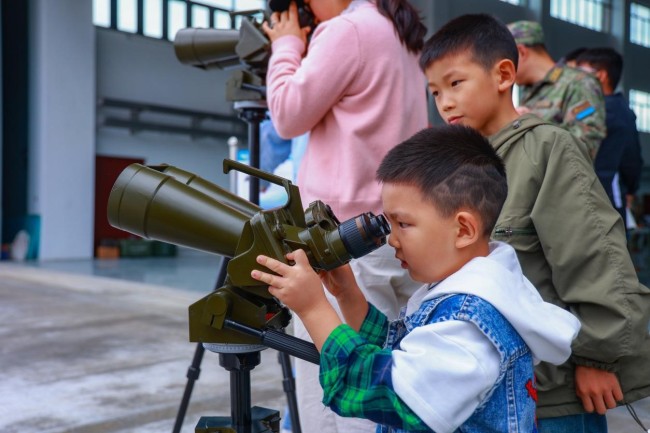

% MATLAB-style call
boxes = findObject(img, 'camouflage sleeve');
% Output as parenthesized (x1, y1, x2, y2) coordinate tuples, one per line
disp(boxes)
(562, 73, 607, 160)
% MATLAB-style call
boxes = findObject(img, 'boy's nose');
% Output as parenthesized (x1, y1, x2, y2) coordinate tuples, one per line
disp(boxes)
(440, 95, 455, 112)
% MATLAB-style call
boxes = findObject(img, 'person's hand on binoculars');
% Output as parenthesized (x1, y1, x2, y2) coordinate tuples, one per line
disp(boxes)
(262, 2, 311, 46)
(318, 265, 368, 332)
(318, 264, 357, 300)
(252, 249, 344, 351)
(252, 249, 328, 317)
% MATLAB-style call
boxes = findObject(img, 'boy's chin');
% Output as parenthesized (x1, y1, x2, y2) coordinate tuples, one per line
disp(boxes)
(408, 271, 429, 284)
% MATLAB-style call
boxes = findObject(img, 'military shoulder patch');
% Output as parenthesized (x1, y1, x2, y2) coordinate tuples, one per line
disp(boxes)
(533, 101, 553, 109)
(572, 101, 596, 120)
(548, 67, 563, 82)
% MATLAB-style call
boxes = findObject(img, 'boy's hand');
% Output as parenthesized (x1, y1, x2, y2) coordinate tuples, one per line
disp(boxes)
(320, 263, 369, 332)
(262, 2, 311, 45)
(251, 249, 327, 317)
(251, 249, 343, 351)
(319, 264, 358, 299)
(574, 365, 624, 414)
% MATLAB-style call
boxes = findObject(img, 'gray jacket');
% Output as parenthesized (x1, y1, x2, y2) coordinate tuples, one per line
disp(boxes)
(489, 114, 650, 418)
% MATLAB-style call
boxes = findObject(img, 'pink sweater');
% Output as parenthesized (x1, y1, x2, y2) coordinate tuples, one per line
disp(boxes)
(267, 1, 428, 220)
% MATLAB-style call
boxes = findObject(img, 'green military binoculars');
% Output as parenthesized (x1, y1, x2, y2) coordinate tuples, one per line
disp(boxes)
(107, 160, 389, 356)
(174, 16, 270, 102)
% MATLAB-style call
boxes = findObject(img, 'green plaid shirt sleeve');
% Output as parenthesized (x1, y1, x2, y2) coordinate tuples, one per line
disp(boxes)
(319, 321, 430, 431)
(357, 303, 389, 346)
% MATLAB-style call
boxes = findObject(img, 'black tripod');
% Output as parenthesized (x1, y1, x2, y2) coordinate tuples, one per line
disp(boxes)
(173, 101, 309, 433)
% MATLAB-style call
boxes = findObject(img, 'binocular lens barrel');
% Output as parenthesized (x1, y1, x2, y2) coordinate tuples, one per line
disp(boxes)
(174, 28, 241, 69)
(154, 165, 261, 218)
(339, 213, 390, 259)
(107, 164, 251, 258)
(108, 164, 391, 271)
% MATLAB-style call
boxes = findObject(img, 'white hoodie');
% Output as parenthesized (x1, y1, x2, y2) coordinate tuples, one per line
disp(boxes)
(391, 241, 580, 432)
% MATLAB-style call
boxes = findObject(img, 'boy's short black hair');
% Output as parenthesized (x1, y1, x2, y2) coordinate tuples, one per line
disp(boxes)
(420, 13, 518, 72)
(576, 47, 623, 90)
(377, 125, 507, 237)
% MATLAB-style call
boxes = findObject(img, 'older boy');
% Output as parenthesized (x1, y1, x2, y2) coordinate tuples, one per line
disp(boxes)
(251, 125, 579, 432)
(421, 13, 650, 433)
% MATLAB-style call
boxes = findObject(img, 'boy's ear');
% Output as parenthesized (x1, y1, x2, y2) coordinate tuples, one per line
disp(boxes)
(495, 58, 517, 92)
(455, 211, 482, 249)
(516, 43, 528, 60)
(595, 69, 609, 88)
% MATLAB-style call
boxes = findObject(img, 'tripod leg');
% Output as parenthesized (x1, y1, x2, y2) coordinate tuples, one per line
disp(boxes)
(173, 257, 231, 433)
(277, 351, 301, 433)
(173, 343, 205, 433)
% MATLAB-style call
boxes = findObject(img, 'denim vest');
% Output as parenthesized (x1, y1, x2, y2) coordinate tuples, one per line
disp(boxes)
(377, 293, 538, 433)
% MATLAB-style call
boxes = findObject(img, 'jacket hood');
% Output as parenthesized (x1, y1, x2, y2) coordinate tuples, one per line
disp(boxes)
(489, 114, 548, 155)
(425, 241, 580, 365)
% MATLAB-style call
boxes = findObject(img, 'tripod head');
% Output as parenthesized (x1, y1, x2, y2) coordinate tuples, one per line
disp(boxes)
(107, 160, 390, 352)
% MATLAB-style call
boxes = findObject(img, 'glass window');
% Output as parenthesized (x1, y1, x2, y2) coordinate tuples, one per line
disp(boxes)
(631, 3, 650, 47)
(94, 0, 111, 27)
(143, 0, 163, 38)
(214, 9, 233, 29)
(233, 0, 265, 11)
(117, 0, 138, 33)
(199, 0, 233, 8)
(550, 0, 611, 31)
(93, 0, 265, 37)
(630, 89, 650, 133)
(192, 4, 211, 28)
(500, 0, 523, 4)
(168, 0, 188, 41)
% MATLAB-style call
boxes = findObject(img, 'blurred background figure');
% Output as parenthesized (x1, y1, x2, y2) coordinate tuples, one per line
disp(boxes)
(562, 46, 587, 68)
(576, 47, 644, 230)
(258, 115, 309, 210)
(508, 20, 606, 159)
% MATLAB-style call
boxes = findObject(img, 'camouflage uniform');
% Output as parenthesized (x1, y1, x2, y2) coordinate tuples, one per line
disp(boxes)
(519, 65, 606, 159)
(508, 20, 606, 159)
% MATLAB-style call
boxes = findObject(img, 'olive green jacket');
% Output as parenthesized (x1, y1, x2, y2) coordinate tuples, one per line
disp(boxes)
(490, 114, 650, 418)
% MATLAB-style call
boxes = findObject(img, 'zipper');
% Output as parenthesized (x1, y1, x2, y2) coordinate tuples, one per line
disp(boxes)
(494, 226, 537, 238)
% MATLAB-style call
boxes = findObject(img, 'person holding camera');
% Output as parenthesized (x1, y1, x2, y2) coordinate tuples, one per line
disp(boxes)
(262, 1, 428, 432)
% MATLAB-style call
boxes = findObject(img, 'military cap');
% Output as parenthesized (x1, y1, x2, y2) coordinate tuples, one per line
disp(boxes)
(507, 20, 545, 45)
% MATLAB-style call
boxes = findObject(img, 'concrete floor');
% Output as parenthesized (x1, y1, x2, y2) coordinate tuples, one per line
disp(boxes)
(0, 252, 289, 433)
(1, 249, 649, 432)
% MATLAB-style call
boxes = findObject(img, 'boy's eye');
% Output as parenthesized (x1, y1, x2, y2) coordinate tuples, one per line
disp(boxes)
(430, 90, 439, 98)
(451, 80, 462, 87)
(398, 222, 410, 228)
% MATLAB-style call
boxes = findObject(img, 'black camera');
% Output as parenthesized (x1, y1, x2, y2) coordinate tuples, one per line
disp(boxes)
(268, 0, 315, 29)
(268, 0, 305, 12)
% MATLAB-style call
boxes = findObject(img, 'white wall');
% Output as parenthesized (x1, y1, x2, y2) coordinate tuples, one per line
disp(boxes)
(29, 0, 96, 260)
(21, 0, 650, 259)
(95, 28, 242, 188)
